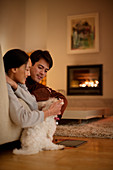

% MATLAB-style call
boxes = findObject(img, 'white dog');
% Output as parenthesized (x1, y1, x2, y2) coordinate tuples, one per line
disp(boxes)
(13, 98, 64, 155)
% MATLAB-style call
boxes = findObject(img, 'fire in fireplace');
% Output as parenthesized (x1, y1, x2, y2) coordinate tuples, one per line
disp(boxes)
(67, 64, 103, 95)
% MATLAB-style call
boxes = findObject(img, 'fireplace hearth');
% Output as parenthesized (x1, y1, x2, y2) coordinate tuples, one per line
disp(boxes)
(67, 64, 103, 95)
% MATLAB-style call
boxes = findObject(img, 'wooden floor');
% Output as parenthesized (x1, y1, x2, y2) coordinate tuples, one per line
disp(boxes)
(0, 136, 113, 170)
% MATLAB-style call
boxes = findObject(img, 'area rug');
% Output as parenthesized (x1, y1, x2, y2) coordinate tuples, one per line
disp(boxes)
(55, 116, 113, 139)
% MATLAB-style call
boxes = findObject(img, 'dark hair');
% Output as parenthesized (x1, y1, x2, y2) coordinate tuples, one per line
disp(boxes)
(30, 50, 53, 69)
(3, 49, 29, 74)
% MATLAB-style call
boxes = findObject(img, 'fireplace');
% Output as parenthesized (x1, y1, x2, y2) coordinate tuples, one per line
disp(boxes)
(67, 64, 103, 95)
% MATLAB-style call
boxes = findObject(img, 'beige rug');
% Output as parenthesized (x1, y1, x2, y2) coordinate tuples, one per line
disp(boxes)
(55, 116, 113, 139)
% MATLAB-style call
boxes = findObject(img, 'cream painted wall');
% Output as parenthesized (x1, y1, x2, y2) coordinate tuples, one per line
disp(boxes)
(46, 0, 113, 99)
(0, 0, 26, 55)
(25, 0, 47, 52)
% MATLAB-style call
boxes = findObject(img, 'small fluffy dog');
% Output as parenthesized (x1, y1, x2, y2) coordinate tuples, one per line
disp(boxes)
(13, 98, 64, 155)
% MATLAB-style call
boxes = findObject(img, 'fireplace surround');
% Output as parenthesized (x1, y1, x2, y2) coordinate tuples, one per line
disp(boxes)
(67, 64, 103, 96)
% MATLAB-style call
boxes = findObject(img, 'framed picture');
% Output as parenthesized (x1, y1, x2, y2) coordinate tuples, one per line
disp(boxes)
(67, 13, 99, 54)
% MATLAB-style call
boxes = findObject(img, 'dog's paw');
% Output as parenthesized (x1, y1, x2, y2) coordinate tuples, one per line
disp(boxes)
(57, 144, 65, 150)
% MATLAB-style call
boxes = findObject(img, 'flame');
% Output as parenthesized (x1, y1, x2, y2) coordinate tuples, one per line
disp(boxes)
(79, 80, 99, 87)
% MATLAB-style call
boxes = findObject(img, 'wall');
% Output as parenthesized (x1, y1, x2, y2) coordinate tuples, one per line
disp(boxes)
(0, 0, 26, 54)
(25, 0, 47, 52)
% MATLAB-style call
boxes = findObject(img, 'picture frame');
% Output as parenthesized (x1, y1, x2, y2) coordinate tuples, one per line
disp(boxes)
(67, 13, 99, 54)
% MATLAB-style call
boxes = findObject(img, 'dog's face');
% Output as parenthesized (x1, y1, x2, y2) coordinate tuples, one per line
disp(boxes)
(38, 98, 58, 111)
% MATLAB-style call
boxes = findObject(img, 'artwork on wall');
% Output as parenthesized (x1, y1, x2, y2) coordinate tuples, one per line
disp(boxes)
(67, 13, 99, 54)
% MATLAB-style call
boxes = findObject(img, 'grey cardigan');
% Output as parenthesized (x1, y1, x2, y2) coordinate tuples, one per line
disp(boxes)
(7, 83, 44, 128)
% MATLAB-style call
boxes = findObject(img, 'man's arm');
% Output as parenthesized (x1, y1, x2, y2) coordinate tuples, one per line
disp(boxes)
(26, 79, 68, 115)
